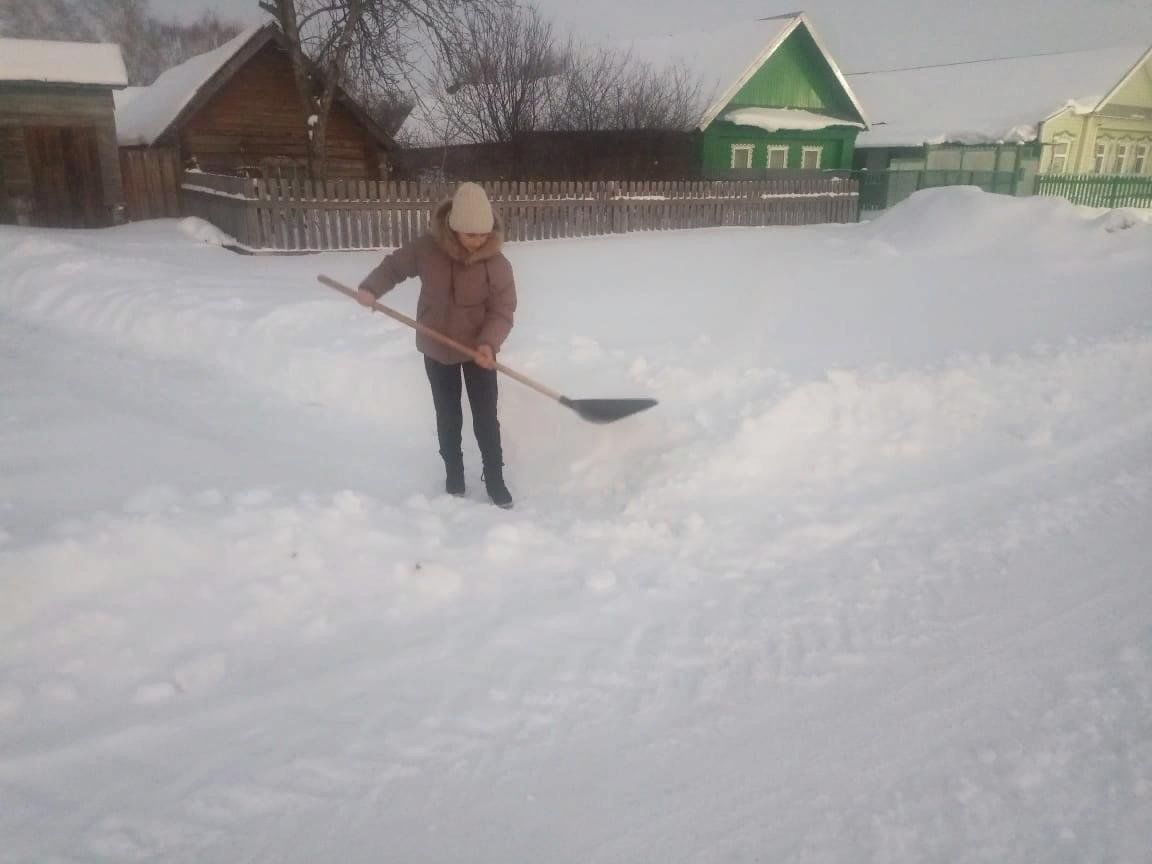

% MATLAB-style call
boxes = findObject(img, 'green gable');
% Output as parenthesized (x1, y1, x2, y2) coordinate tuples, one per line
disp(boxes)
(701, 20, 867, 176)
(723, 25, 863, 123)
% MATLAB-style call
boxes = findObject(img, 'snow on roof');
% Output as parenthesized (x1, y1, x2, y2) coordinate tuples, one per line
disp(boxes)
(851, 42, 1151, 148)
(0, 38, 127, 87)
(114, 25, 267, 146)
(724, 107, 865, 132)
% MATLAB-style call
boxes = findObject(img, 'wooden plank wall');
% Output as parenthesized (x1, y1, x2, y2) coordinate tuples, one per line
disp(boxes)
(120, 148, 182, 220)
(182, 41, 383, 179)
(0, 85, 123, 225)
(180, 175, 860, 251)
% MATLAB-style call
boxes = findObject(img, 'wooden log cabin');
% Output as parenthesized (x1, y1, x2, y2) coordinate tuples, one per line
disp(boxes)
(115, 23, 397, 219)
(0, 38, 128, 228)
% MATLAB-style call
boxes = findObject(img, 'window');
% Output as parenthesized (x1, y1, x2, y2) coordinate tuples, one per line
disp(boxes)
(1135, 144, 1149, 175)
(766, 145, 789, 169)
(1113, 143, 1130, 174)
(801, 146, 823, 170)
(730, 144, 754, 169)
(1050, 140, 1070, 174)
(1092, 142, 1107, 174)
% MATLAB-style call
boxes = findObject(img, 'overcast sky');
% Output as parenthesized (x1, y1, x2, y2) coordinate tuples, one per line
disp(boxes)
(151, 0, 1152, 70)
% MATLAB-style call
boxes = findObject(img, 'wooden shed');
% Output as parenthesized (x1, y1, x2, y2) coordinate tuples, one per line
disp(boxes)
(115, 23, 398, 220)
(0, 38, 128, 228)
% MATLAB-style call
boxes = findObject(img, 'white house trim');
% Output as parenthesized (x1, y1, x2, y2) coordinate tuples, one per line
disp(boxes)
(730, 143, 755, 169)
(697, 13, 870, 132)
(1093, 44, 1152, 111)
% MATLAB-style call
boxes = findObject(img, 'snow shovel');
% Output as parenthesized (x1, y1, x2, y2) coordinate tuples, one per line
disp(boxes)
(319, 275, 658, 424)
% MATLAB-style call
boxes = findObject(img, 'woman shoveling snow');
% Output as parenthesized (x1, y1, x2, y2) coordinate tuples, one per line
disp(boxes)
(356, 182, 517, 509)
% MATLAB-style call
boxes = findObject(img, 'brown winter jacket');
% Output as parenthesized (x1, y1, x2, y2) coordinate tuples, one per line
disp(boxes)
(358, 199, 517, 365)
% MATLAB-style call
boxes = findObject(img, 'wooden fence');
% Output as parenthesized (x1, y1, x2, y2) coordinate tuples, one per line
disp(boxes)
(180, 175, 859, 251)
(120, 148, 181, 220)
(1034, 173, 1152, 209)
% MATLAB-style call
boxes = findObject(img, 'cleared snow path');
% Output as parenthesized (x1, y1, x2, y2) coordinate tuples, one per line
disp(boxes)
(2, 191, 1151, 862)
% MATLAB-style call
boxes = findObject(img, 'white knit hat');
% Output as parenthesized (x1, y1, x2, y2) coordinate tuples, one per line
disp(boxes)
(447, 182, 494, 234)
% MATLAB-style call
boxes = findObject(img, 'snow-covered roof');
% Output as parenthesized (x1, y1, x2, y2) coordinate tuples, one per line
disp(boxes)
(621, 13, 868, 131)
(851, 42, 1152, 148)
(114, 25, 268, 146)
(0, 38, 127, 88)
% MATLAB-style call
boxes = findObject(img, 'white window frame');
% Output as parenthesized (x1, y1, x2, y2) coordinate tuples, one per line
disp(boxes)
(766, 145, 789, 170)
(1113, 142, 1130, 174)
(1092, 141, 1108, 174)
(1134, 143, 1149, 175)
(730, 143, 754, 170)
(801, 146, 823, 170)
(1049, 140, 1071, 174)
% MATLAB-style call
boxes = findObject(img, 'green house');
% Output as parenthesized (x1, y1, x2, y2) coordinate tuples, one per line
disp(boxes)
(625, 13, 869, 176)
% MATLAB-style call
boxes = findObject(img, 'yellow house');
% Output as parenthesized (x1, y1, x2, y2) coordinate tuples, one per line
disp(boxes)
(851, 41, 1152, 208)
(1039, 45, 1152, 176)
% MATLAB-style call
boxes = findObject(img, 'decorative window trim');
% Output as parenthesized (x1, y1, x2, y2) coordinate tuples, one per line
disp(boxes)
(1092, 140, 1109, 174)
(1048, 133, 1075, 174)
(766, 145, 789, 170)
(730, 143, 754, 169)
(1112, 142, 1130, 174)
(801, 146, 823, 170)
(1134, 143, 1149, 175)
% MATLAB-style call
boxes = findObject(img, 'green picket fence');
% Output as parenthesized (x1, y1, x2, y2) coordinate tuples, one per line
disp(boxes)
(1034, 174, 1152, 209)
(855, 170, 1018, 213)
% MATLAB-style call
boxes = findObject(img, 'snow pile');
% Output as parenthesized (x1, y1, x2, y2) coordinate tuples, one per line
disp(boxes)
(1, 188, 1151, 862)
(178, 216, 235, 246)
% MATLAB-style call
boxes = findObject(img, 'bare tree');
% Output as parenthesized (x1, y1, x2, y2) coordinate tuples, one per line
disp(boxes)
(0, 0, 95, 40)
(433, 5, 565, 147)
(553, 44, 706, 132)
(259, 0, 509, 179)
(420, 5, 707, 148)
(0, 0, 243, 85)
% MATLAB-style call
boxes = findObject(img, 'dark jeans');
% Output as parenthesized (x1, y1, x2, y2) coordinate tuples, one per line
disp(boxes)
(424, 356, 503, 469)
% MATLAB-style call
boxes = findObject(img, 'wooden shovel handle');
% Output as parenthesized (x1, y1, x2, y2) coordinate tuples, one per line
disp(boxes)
(318, 274, 565, 403)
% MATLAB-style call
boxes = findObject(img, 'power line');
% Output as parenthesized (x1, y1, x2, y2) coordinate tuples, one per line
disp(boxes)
(845, 47, 1110, 76)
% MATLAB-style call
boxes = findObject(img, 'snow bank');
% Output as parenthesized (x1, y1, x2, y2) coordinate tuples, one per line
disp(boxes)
(178, 216, 235, 246)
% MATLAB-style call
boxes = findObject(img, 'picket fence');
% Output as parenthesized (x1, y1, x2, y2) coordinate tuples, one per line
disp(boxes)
(1034, 173, 1152, 209)
(179, 174, 860, 251)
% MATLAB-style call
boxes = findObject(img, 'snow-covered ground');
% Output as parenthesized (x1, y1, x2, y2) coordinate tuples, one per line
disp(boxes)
(1, 188, 1150, 863)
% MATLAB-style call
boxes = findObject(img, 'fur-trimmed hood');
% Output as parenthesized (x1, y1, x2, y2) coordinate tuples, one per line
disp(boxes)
(359, 197, 517, 365)
(429, 198, 505, 265)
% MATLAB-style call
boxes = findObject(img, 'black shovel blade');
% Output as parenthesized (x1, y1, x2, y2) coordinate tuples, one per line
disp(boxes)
(560, 397, 658, 424)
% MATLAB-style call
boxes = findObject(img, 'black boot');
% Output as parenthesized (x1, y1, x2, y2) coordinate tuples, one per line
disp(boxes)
(482, 464, 513, 509)
(444, 454, 465, 496)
